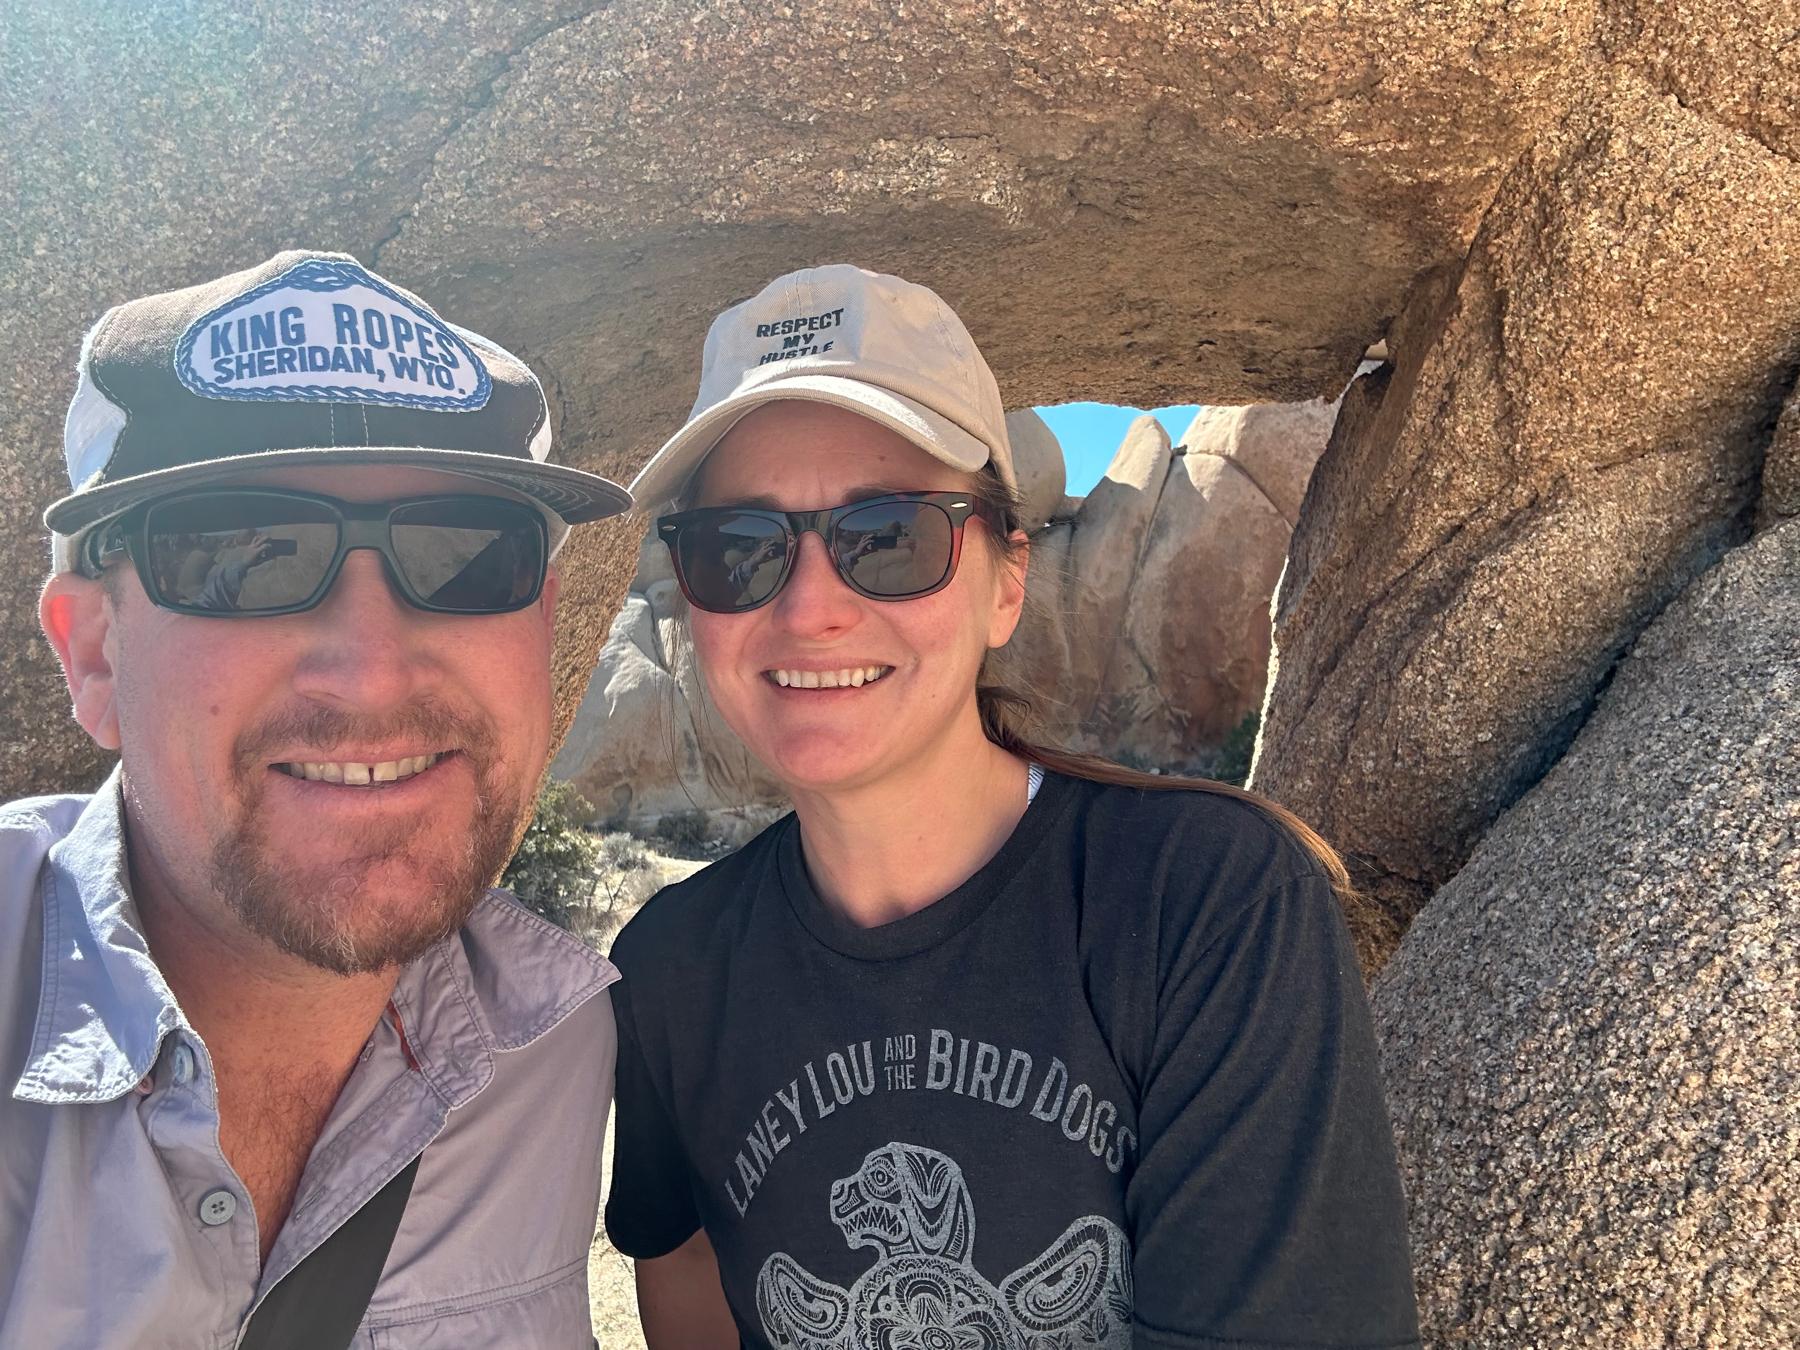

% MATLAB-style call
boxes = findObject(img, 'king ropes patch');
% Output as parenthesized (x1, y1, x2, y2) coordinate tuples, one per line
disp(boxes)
(174, 258, 492, 411)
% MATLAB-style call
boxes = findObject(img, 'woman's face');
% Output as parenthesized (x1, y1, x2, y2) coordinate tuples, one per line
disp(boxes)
(686, 401, 1026, 796)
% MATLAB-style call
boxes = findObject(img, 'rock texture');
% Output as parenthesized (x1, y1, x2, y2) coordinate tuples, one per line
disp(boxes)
(1756, 379, 1800, 533)
(1005, 409, 1068, 532)
(1254, 76, 1800, 971)
(3, 0, 1594, 800)
(1373, 519, 1800, 1348)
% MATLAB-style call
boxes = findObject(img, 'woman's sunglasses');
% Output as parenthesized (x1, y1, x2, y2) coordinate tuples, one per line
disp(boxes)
(656, 491, 1000, 615)
(80, 487, 549, 617)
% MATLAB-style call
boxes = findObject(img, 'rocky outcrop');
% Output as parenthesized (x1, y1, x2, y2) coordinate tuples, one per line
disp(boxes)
(1374, 519, 1800, 1348)
(1254, 77, 1800, 971)
(1004, 409, 1067, 532)
(2, 0, 1597, 800)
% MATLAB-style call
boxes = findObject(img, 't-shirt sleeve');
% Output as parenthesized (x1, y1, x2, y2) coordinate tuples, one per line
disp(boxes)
(602, 974, 703, 1260)
(1127, 868, 1421, 1349)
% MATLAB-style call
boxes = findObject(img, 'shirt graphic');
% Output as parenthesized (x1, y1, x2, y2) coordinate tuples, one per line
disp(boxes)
(756, 1141, 1132, 1350)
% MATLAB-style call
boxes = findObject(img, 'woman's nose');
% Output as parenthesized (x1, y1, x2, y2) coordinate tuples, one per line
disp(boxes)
(770, 531, 862, 635)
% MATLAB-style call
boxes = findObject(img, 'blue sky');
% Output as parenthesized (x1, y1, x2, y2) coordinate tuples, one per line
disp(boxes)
(1034, 403, 1202, 496)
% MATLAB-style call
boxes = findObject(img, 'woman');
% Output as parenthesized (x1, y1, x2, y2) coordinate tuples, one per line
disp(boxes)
(604, 265, 1420, 1350)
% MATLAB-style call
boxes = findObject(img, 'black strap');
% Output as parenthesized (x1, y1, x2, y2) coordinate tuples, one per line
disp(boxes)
(237, 1153, 422, 1350)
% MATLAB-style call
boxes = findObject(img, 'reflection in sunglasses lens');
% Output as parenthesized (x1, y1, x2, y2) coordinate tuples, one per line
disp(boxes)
(836, 500, 952, 598)
(391, 500, 543, 611)
(680, 512, 789, 611)
(145, 494, 337, 613)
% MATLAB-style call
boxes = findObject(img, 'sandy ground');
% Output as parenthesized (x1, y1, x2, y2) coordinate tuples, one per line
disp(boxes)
(587, 853, 707, 1348)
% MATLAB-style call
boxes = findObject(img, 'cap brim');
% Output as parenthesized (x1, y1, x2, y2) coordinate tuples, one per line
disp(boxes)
(629, 375, 1001, 509)
(44, 446, 632, 535)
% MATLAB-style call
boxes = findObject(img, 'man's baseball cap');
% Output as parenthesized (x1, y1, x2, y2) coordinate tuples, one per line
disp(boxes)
(45, 249, 631, 547)
(629, 264, 1017, 509)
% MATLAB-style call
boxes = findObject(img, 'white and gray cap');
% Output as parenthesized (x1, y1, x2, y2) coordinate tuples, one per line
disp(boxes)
(47, 249, 631, 566)
(630, 264, 1017, 510)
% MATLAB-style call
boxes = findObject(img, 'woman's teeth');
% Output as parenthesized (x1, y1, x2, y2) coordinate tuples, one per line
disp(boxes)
(276, 753, 442, 785)
(769, 666, 891, 689)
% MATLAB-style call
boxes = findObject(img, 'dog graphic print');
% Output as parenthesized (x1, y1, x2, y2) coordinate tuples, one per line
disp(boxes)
(756, 1141, 1132, 1349)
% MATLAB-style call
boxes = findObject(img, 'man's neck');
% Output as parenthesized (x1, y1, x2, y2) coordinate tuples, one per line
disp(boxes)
(123, 812, 399, 1264)
(789, 711, 1031, 929)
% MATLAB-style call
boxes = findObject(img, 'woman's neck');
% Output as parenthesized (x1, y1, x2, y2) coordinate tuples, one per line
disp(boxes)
(787, 712, 1031, 928)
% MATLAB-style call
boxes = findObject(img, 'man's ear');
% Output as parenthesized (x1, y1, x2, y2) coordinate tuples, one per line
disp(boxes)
(987, 532, 1030, 650)
(39, 571, 122, 750)
(538, 564, 561, 630)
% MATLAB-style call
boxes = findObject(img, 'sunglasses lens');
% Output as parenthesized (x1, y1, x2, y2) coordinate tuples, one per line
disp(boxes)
(835, 499, 954, 598)
(390, 499, 546, 612)
(143, 493, 337, 613)
(675, 512, 789, 612)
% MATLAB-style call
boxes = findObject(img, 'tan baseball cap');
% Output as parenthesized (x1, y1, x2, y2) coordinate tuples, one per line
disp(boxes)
(629, 264, 1016, 509)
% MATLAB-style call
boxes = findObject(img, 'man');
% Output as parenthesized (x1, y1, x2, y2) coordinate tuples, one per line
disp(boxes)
(1, 251, 632, 1347)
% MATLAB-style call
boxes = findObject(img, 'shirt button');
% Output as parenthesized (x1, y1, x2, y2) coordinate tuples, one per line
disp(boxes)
(198, 1189, 238, 1226)
(171, 1043, 196, 1086)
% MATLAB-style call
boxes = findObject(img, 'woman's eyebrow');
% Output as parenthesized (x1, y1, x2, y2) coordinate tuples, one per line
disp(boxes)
(704, 484, 914, 510)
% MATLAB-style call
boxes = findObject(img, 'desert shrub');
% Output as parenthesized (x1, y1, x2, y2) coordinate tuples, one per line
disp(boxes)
(502, 779, 603, 930)
(1212, 710, 1261, 787)
(586, 831, 663, 945)
(651, 808, 715, 856)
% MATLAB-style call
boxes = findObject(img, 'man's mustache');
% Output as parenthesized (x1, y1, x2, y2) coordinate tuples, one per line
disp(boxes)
(233, 699, 497, 772)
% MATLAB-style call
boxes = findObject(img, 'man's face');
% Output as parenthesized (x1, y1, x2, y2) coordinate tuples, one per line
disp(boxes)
(98, 465, 559, 974)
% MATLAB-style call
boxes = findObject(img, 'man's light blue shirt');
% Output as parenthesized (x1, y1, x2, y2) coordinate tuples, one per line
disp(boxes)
(0, 773, 619, 1348)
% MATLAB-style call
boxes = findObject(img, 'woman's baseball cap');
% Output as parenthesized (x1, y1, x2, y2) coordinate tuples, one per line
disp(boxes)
(45, 249, 631, 545)
(629, 264, 1017, 509)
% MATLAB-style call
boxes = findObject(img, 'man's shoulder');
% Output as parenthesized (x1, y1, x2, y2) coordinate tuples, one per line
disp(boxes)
(0, 792, 91, 899)
(452, 891, 620, 1053)
(0, 790, 92, 835)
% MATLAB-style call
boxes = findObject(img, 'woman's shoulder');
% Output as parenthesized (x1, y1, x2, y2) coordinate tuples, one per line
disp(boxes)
(609, 811, 795, 970)
(1056, 772, 1330, 892)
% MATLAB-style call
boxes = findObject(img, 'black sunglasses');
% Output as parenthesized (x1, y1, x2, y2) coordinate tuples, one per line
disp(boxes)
(81, 488, 549, 617)
(656, 491, 999, 615)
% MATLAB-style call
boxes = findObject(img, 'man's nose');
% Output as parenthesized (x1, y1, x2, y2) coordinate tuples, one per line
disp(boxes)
(770, 532, 862, 636)
(288, 548, 429, 711)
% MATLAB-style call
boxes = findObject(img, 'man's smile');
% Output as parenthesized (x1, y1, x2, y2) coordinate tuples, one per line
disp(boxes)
(271, 751, 449, 785)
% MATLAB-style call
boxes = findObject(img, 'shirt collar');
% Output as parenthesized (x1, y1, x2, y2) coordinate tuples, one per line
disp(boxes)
(13, 768, 184, 1104)
(14, 769, 618, 1108)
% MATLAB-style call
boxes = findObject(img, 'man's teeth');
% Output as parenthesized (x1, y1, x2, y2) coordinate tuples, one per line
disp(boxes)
(276, 753, 442, 784)
(770, 666, 891, 689)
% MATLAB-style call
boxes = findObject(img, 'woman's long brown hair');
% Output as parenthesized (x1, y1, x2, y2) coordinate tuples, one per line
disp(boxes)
(967, 465, 1357, 903)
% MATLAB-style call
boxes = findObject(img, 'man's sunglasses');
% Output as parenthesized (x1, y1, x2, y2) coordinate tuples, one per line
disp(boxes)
(80, 488, 549, 617)
(656, 491, 1000, 615)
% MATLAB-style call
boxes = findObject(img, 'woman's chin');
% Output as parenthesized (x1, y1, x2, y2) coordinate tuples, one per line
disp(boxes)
(756, 736, 891, 797)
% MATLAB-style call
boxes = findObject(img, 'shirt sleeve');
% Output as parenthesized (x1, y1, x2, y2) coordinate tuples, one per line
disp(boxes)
(1127, 870, 1421, 1349)
(602, 975, 703, 1260)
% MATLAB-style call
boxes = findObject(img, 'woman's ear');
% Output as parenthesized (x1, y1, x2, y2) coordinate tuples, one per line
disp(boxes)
(39, 572, 122, 750)
(987, 531, 1030, 649)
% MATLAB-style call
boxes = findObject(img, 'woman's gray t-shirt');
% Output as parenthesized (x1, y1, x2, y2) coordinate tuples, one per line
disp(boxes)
(605, 772, 1419, 1349)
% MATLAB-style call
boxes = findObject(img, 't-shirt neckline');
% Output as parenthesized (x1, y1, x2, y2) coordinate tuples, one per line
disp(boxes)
(776, 768, 1075, 961)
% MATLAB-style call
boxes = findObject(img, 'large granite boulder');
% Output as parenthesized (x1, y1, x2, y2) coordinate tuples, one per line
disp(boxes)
(3, 0, 1600, 800)
(1254, 76, 1800, 971)
(1004, 409, 1068, 532)
(1373, 518, 1800, 1348)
